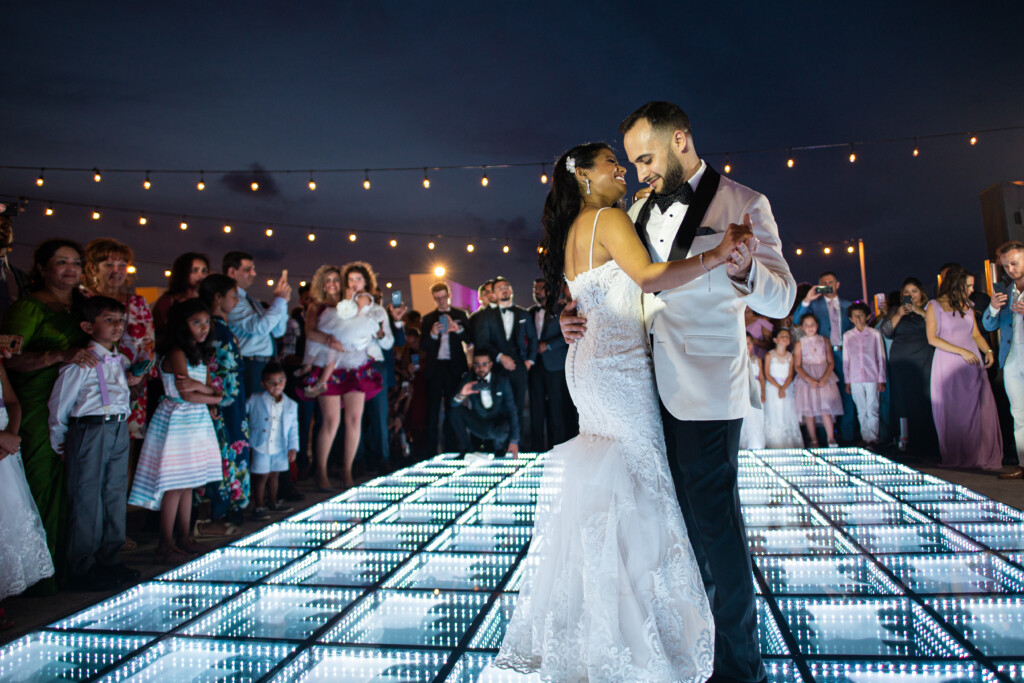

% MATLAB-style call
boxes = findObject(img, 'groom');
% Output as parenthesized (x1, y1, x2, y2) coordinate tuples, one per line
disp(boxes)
(564, 101, 795, 683)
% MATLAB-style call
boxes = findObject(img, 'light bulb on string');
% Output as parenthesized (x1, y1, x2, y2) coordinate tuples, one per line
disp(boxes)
(795, 248, 803, 255)
(502, 244, 510, 254)
(265, 228, 273, 237)
(423, 168, 430, 189)
(179, 220, 188, 230)
(127, 265, 136, 274)
(93, 168, 101, 183)
(823, 246, 831, 255)
(969, 133, 978, 146)
(427, 241, 435, 250)
(308, 232, 316, 242)
(389, 238, 398, 248)
(164, 270, 171, 278)
(481, 167, 488, 187)
(138, 215, 147, 226)
(143, 172, 151, 190)
(267, 279, 274, 287)
(385, 282, 392, 289)
(540, 164, 548, 184)
(848, 144, 856, 163)
(847, 245, 855, 253)
(197, 172, 206, 191)
(467, 243, 475, 252)
(223, 225, 232, 233)
(723, 154, 732, 174)
(434, 266, 446, 277)
(45, 202, 54, 216)
(308, 172, 316, 191)
(912, 137, 920, 157)
(786, 149, 794, 168)
(349, 233, 357, 242)
(363, 170, 371, 190)
(36, 169, 44, 186)
(92, 209, 101, 220)
(250, 180, 259, 191)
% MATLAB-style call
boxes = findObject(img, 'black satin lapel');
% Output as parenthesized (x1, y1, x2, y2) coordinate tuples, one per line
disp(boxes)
(633, 197, 654, 250)
(668, 165, 721, 262)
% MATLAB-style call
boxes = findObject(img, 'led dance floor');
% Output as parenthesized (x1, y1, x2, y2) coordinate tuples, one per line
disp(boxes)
(3, 448, 1024, 681)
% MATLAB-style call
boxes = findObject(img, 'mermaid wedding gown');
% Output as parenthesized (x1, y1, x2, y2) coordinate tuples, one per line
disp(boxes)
(493, 208, 714, 682)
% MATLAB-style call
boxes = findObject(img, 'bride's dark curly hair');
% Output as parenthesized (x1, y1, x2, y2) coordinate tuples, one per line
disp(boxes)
(538, 142, 613, 312)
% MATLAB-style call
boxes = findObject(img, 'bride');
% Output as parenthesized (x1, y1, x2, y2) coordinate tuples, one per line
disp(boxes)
(493, 142, 751, 682)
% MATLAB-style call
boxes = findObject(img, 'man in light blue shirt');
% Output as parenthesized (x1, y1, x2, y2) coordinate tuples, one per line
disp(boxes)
(223, 250, 292, 407)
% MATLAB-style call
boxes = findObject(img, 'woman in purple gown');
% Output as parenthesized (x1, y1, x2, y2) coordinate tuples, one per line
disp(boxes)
(925, 266, 1002, 469)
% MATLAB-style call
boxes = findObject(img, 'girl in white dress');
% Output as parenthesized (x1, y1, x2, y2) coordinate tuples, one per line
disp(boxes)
(764, 327, 804, 448)
(0, 358, 54, 602)
(739, 333, 766, 449)
(299, 291, 385, 397)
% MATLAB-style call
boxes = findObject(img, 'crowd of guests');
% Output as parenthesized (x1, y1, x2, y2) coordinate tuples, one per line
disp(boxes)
(0, 223, 581, 621)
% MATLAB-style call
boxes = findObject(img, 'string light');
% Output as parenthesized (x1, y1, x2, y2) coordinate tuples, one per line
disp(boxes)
(138, 215, 147, 225)
(969, 133, 978, 145)
(164, 270, 171, 277)
(179, 220, 188, 230)
(265, 228, 273, 237)
(223, 225, 232, 233)
(36, 169, 44, 186)
(267, 279, 274, 286)
(912, 137, 920, 157)
(45, 203, 54, 216)
(724, 154, 732, 174)
(423, 168, 430, 189)
(93, 168, 101, 183)
(847, 245, 855, 253)
(143, 172, 151, 190)
(427, 241, 435, 250)
(467, 243, 475, 252)
(299, 280, 307, 287)
(795, 248, 803, 255)
(786, 149, 794, 168)
(481, 167, 488, 187)
(308, 172, 316, 191)
(92, 209, 101, 220)
(363, 170, 371, 190)
(848, 144, 856, 163)
(434, 266, 446, 277)
(389, 238, 398, 247)
(537, 245, 543, 254)
(126, 265, 136, 274)
(308, 232, 316, 241)
(540, 164, 548, 184)
(250, 180, 259, 191)
(349, 233, 357, 242)
(197, 172, 206, 191)
(823, 246, 832, 254)
(502, 244, 510, 253)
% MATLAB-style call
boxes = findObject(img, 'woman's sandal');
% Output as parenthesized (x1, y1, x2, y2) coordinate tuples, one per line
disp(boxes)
(192, 519, 240, 539)
(120, 536, 139, 552)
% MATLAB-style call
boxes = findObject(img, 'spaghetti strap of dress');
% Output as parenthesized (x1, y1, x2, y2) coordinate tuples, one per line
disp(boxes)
(589, 207, 608, 270)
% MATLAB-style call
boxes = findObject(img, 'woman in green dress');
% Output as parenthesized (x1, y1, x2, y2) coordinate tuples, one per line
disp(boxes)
(2, 239, 92, 592)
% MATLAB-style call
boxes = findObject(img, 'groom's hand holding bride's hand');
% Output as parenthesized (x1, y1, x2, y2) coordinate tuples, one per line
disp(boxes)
(560, 300, 586, 344)
(718, 214, 758, 280)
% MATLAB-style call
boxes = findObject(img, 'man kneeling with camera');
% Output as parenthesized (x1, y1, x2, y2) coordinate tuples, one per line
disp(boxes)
(450, 346, 520, 458)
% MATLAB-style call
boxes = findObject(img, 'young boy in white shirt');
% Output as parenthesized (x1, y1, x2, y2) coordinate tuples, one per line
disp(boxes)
(843, 302, 887, 447)
(48, 296, 144, 591)
(247, 362, 298, 521)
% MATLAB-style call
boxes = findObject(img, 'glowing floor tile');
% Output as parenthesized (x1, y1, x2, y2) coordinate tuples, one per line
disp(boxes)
(756, 597, 792, 655)
(763, 658, 806, 683)
(467, 593, 518, 650)
(233, 522, 351, 549)
(742, 504, 829, 528)
(879, 553, 1024, 595)
(740, 486, 802, 506)
(95, 637, 293, 682)
(330, 523, 442, 552)
(913, 501, 1024, 524)
(426, 525, 532, 554)
(268, 645, 449, 682)
(320, 589, 489, 648)
(53, 582, 242, 634)
(782, 473, 857, 487)
(458, 503, 535, 526)
(157, 547, 304, 583)
(375, 501, 470, 525)
(0, 632, 153, 682)
(886, 483, 987, 504)
(340, 486, 416, 503)
(857, 472, 932, 487)
(952, 523, 1024, 551)
(747, 527, 859, 556)
(846, 525, 982, 555)
(925, 596, 1024, 657)
(755, 556, 902, 596)
(290, 501, 390, 523)
(817, 502, 930, 526)
(487, 486, 537, 505)
(771, 465, 850, 479)
(181, 585, 362, 641)
(418, 485, 489, 504)
(366, 474, 437, 488)
(383, 552, 516, 591)
(798, 485, 894, 505)
(803, 660, 993, 682)
(775, 596, 969, 658)
(267, 550, 409, 587)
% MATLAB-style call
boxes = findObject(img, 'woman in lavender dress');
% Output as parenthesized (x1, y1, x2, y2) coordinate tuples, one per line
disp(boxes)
(925, 265, 1002, 469)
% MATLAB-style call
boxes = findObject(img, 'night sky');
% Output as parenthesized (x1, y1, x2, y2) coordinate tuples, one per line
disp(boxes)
(3, 2, 1023, 307)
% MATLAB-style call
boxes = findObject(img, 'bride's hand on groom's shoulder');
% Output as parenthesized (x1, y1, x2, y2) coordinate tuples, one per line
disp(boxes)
(560, 300, 586, 343)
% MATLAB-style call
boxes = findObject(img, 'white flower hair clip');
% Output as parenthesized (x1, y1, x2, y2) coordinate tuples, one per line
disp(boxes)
(335, 299, 357, 320)
(565, 156, 576, 175)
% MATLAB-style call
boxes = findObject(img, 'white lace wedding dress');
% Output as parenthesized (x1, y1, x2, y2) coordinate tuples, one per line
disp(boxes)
(0, 396, 54, 599)
(493, 208, 714, 682)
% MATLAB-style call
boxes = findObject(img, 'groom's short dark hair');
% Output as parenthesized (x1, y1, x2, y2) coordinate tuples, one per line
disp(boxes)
(620, 101, 692, 138)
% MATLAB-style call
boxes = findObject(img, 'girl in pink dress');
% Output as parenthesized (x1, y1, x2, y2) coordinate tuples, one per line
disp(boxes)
(794, 313, 844, 447)
(925, 266, 1002, 469)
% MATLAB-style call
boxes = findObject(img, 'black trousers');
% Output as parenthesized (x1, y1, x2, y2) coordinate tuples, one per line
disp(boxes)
(448, 404, 511, 456)
(425, 363, 462, 455)
(660, 406, 766, 683)
(500, 364, 528, 445)
(528, 366, 575, 450)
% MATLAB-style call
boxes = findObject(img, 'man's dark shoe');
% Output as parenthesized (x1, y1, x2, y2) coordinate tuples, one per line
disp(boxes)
(998, 466, 1024, 480)
(105, 564, 141, 585)
(71, 567, 118, 592)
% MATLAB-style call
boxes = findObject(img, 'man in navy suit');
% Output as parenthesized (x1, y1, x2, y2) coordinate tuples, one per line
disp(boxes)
(527, 278, 575, 450)
(984, 240, 1024, 479)
(793, 271, 856, 442)
(420, 282, 470, 455)
(449, 347, 520, 457)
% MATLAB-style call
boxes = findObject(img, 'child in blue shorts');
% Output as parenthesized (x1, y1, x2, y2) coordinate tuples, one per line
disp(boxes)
(247, 362, 298, 521)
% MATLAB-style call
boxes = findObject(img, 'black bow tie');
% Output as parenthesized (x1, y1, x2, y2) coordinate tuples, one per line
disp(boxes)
(653, 181, 694, 212)
(500, 307, 513, 315)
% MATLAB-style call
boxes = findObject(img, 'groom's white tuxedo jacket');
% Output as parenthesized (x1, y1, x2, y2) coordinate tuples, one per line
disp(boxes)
(629, 164, 795, 422)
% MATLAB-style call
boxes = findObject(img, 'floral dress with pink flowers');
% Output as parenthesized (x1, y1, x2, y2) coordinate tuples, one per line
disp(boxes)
(205, 316, 250, 518)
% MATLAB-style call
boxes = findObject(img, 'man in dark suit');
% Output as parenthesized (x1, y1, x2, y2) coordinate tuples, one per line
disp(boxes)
(467, 278, 497, 339)
(472, 276, 537, 442)
(793, 271, 855, 442)
(449, 347, 520, 457)
(419, 281, 470, 456)
(527, 278, 575, 450)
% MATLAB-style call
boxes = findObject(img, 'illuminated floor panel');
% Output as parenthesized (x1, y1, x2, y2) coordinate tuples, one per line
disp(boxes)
(1, 448, 1021, 681)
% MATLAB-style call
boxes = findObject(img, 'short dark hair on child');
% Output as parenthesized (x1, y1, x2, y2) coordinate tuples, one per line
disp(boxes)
(261, 361, 286, 380)
(798, 312, 818, 326)
(772, 326, 791, 341)
(81, 295, 126, 323)
(848, 302, 871, 318)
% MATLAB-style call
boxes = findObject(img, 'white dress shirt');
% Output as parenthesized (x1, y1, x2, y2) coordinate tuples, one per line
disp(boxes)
(266, 396, 285, 453)
(645, 160, 706, 264)
(479, 372, 493, 409)
(498, 304, 515, 340)
(226, 288, 289, 358)
(48, 341, 131, 452)
(432, 309, 452, 360)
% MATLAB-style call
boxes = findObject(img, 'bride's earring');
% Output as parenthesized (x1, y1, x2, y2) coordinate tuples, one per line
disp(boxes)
(585, 178, 591, 195)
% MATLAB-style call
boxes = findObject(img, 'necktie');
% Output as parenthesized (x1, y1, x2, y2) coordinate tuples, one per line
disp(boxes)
(94, 353, 121, 411)
(653, 180, 694, 212)
(247, 292, 264, 317)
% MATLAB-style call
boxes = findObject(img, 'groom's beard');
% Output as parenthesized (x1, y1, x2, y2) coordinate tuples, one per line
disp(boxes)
(655, 153, 686, 196)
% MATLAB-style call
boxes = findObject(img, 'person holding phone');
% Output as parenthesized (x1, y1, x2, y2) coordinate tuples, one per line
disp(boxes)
(984, 240, 1024, 478)
(450, 346, 519, 458)
(421, 281, 470, 455)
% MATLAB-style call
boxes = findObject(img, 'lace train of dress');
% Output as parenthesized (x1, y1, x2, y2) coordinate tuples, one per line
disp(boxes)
(0, 405, 55, 600)
(493, 221, 714, 682)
